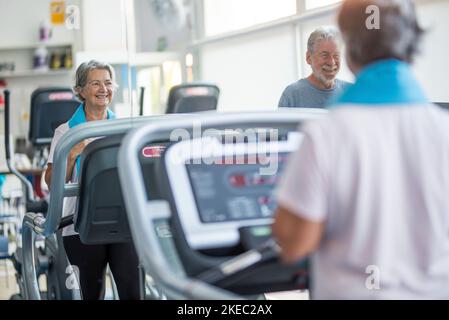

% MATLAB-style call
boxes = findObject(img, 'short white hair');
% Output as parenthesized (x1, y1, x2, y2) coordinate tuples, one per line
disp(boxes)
(307, 26, 341, 53)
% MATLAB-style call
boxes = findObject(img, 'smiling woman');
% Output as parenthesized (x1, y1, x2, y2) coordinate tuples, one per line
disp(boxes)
(43, 60, 141, 300)
(45, 60, 118, 190)
(74, 61, 118, 117)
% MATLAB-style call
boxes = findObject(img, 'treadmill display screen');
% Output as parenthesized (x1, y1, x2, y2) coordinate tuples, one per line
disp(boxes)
(186, 153, 290, 223)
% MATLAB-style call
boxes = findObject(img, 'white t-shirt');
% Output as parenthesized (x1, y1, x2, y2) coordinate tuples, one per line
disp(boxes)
(47, 122, 78, 237)
(277, 104, 449, 299)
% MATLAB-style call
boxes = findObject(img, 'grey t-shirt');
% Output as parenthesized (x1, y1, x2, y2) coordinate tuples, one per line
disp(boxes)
(278, 78, 351, 108)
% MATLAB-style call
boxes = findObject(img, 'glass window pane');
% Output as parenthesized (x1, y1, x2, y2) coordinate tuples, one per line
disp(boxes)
(305, 0, 341, 10)
(204, 0, 297, 37)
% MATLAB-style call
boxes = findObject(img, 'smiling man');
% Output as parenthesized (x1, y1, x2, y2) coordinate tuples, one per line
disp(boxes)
(278, 26, 351, 109)
(273, 0, 449, 299)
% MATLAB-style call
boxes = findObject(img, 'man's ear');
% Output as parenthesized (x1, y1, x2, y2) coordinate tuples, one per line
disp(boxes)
(306, 51, 312, 66)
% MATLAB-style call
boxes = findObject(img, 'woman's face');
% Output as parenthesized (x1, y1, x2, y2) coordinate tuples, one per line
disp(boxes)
(80, 69, 114, 109)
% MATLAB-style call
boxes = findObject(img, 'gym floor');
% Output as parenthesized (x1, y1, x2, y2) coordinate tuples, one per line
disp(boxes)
(0, 261, 20, 299)
(0, 259, 309, 300)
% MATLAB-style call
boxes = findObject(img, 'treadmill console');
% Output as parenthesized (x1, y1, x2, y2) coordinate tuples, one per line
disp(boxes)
(163, 132, 302, 250)
(186, 153, 290, 224)
(160, 131, 309, 293)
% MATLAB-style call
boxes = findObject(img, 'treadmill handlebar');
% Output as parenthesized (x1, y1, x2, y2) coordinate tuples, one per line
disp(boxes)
(4, 90, 11, 162)
(118, 113, 324, 299)
(58, 214, 74, 230)
(197, 239, 280, 284)
(44, 116, 164, 235)
(4, 90, 35, 203)
(26, 199, 48, 214)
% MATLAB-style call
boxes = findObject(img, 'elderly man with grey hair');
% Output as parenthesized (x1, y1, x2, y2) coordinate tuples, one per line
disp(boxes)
(278, 26, 351, 108)
(273, 0, 449, 299)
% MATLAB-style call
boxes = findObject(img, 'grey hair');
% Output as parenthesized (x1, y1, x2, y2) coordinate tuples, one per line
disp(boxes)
(307, 26, 341, 53)
(338, 0, 424, 66)
(73, 60, 116, 101)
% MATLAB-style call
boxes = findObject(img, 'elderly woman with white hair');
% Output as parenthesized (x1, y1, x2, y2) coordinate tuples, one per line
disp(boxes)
(45, 60, 140, 300)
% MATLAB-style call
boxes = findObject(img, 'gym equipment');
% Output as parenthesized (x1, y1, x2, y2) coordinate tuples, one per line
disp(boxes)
(75, 135, 169, 245)
(21, 115, 186, 299)
(21, 80, 221, 299)
(117, 110, 326, 299)
(29, 87, 80, 146)
(28, 87, 80, 300)
(3, 89, 77, 300)
(29, 87, 79, 173)
(166, 83, 219, 114)
(6, 87, 81, 299)
(74, 82, 220, 243)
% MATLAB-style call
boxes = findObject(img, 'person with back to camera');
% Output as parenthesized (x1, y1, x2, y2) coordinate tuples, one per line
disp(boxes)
(278, 26, 351, 109)
(273, 0, 449, 299)
(45, 60, 140, 300)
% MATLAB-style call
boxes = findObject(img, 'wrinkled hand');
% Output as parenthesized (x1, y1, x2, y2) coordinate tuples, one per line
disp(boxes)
(69, 139, 94, 161)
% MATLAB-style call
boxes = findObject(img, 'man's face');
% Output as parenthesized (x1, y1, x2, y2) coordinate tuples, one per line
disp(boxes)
(307, 39, 341, 88)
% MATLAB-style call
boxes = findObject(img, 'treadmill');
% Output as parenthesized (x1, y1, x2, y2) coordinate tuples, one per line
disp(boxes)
(117, 110, 326, 299)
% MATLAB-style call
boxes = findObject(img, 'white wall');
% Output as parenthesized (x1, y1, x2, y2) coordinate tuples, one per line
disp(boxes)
(134, 0, 191, 52)
(0, 0, 81, 138)
(198, 0, 449, 111)
(81, 0, 128, 52)
(0, 0, 139, 139)
(298, 0, 449, 102)
(0, 0, 79, 48)
(414, 0, 449, 102)
(200, 25, 298, 111)
(198, 11, 352, 112)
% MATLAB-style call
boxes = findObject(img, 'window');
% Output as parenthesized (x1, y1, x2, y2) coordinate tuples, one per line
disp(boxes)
(203, 0, 297, 37)
(305, 0, 342, 10)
